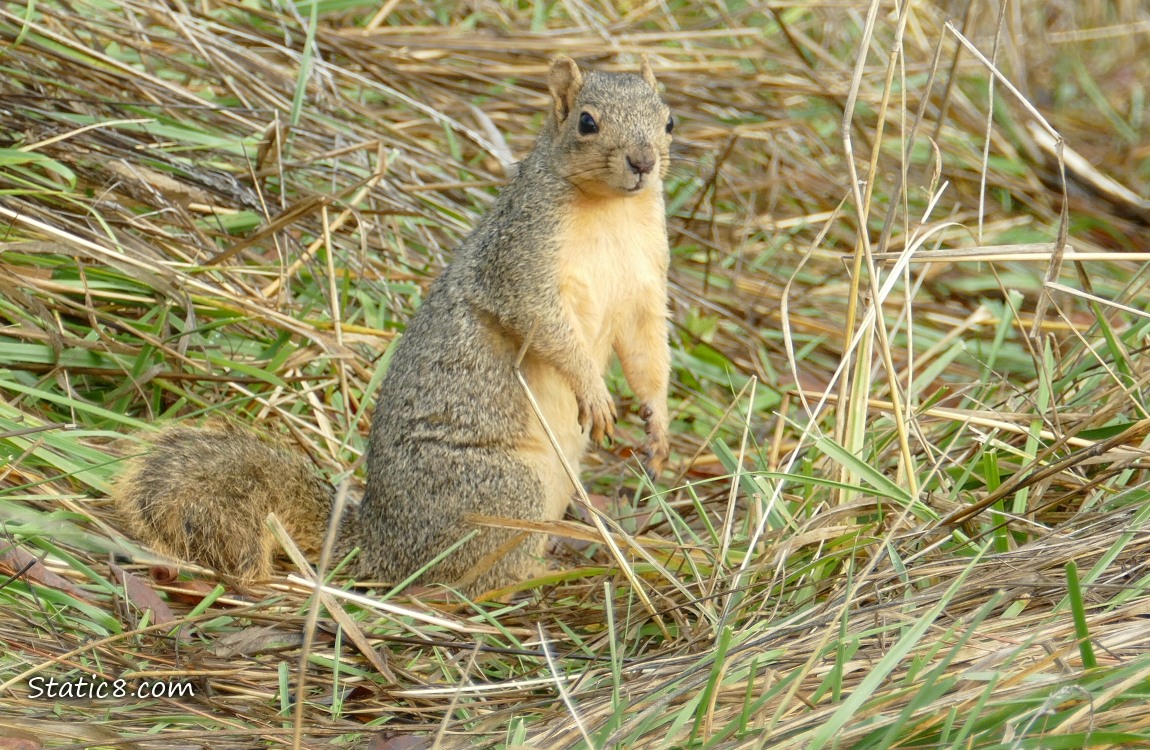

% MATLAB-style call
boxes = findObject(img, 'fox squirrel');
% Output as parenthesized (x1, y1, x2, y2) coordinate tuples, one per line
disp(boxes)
(114, 56, 674, 594)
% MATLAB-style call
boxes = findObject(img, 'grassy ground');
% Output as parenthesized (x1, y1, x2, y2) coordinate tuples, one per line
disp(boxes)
(2, 0, 1150, 747)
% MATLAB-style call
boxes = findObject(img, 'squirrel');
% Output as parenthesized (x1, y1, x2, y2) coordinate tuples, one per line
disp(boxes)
(113, 56, 675, 594)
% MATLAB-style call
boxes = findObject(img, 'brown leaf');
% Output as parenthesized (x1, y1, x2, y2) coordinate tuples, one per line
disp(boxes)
(0, 547, 93, 603)
(210, 625, 303, 657)
(110, 563, 176, 625)
(586, 492, 613, 513)
(0, 736, 42, 750)
(342, 683, 377, 702)
(163, 579, 218, 607)
(148, 565, 180, 584)
(686, 455, 728, 479)
(364, 732, 431, 750)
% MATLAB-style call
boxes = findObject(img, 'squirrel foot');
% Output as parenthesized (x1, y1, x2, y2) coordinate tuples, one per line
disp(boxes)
(577, 381, 617, 444)
(639, 402, 670, 478)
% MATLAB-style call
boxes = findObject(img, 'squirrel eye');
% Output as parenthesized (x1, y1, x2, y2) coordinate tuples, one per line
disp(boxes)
(666, 115, 675, 134)
(577, 111, 599, 135)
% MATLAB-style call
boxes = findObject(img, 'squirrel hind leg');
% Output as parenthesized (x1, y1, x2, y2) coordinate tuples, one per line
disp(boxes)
(358, 448, 556, 595)
(443, 525, 550, 596)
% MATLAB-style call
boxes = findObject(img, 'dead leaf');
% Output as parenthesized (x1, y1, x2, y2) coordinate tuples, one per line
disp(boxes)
(163, 579, 218, 607)
(148, 565, 180, 584)
(587, 493, 613, 513)
(211, 625, 303, 657)
(110, 563, 175, 625)
(686, 455, 728, 479)
(0, 547, 93, 603)
(364, 732, 431, 750)
(0, 735, 43, 750)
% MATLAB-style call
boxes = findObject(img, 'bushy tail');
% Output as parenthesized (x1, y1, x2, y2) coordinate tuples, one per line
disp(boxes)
(112, 423, 336, 582)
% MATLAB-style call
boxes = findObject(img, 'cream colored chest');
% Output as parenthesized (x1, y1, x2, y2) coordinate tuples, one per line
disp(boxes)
(555, 193, 669, 364)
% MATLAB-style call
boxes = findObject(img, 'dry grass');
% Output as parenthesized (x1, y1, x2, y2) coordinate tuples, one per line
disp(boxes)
(1, 0, 1149, 747)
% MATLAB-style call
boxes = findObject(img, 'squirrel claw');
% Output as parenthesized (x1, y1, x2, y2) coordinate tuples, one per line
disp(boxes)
(589, 414, 615, 444)
(639, 403, 669, 478)
(641, 444, 667, 479)
(577, 385, 616, 444)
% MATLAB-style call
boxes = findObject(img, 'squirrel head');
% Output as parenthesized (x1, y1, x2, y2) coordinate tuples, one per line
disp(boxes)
(546, 56, 673, 198)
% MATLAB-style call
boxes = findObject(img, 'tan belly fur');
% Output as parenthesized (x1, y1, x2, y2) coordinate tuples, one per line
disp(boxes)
(520, 190, 668, 519)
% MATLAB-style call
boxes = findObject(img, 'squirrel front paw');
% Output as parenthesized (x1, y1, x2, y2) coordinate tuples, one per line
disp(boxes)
(577, 382, 617, 443)
(639, 403, 670, 478)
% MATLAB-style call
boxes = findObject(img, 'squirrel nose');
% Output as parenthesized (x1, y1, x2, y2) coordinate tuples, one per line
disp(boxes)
(626, 153, 655, 176)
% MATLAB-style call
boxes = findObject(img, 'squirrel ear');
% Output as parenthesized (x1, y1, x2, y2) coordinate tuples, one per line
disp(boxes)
(640, 54, 658, 91)
(548, 56, 584, 123)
